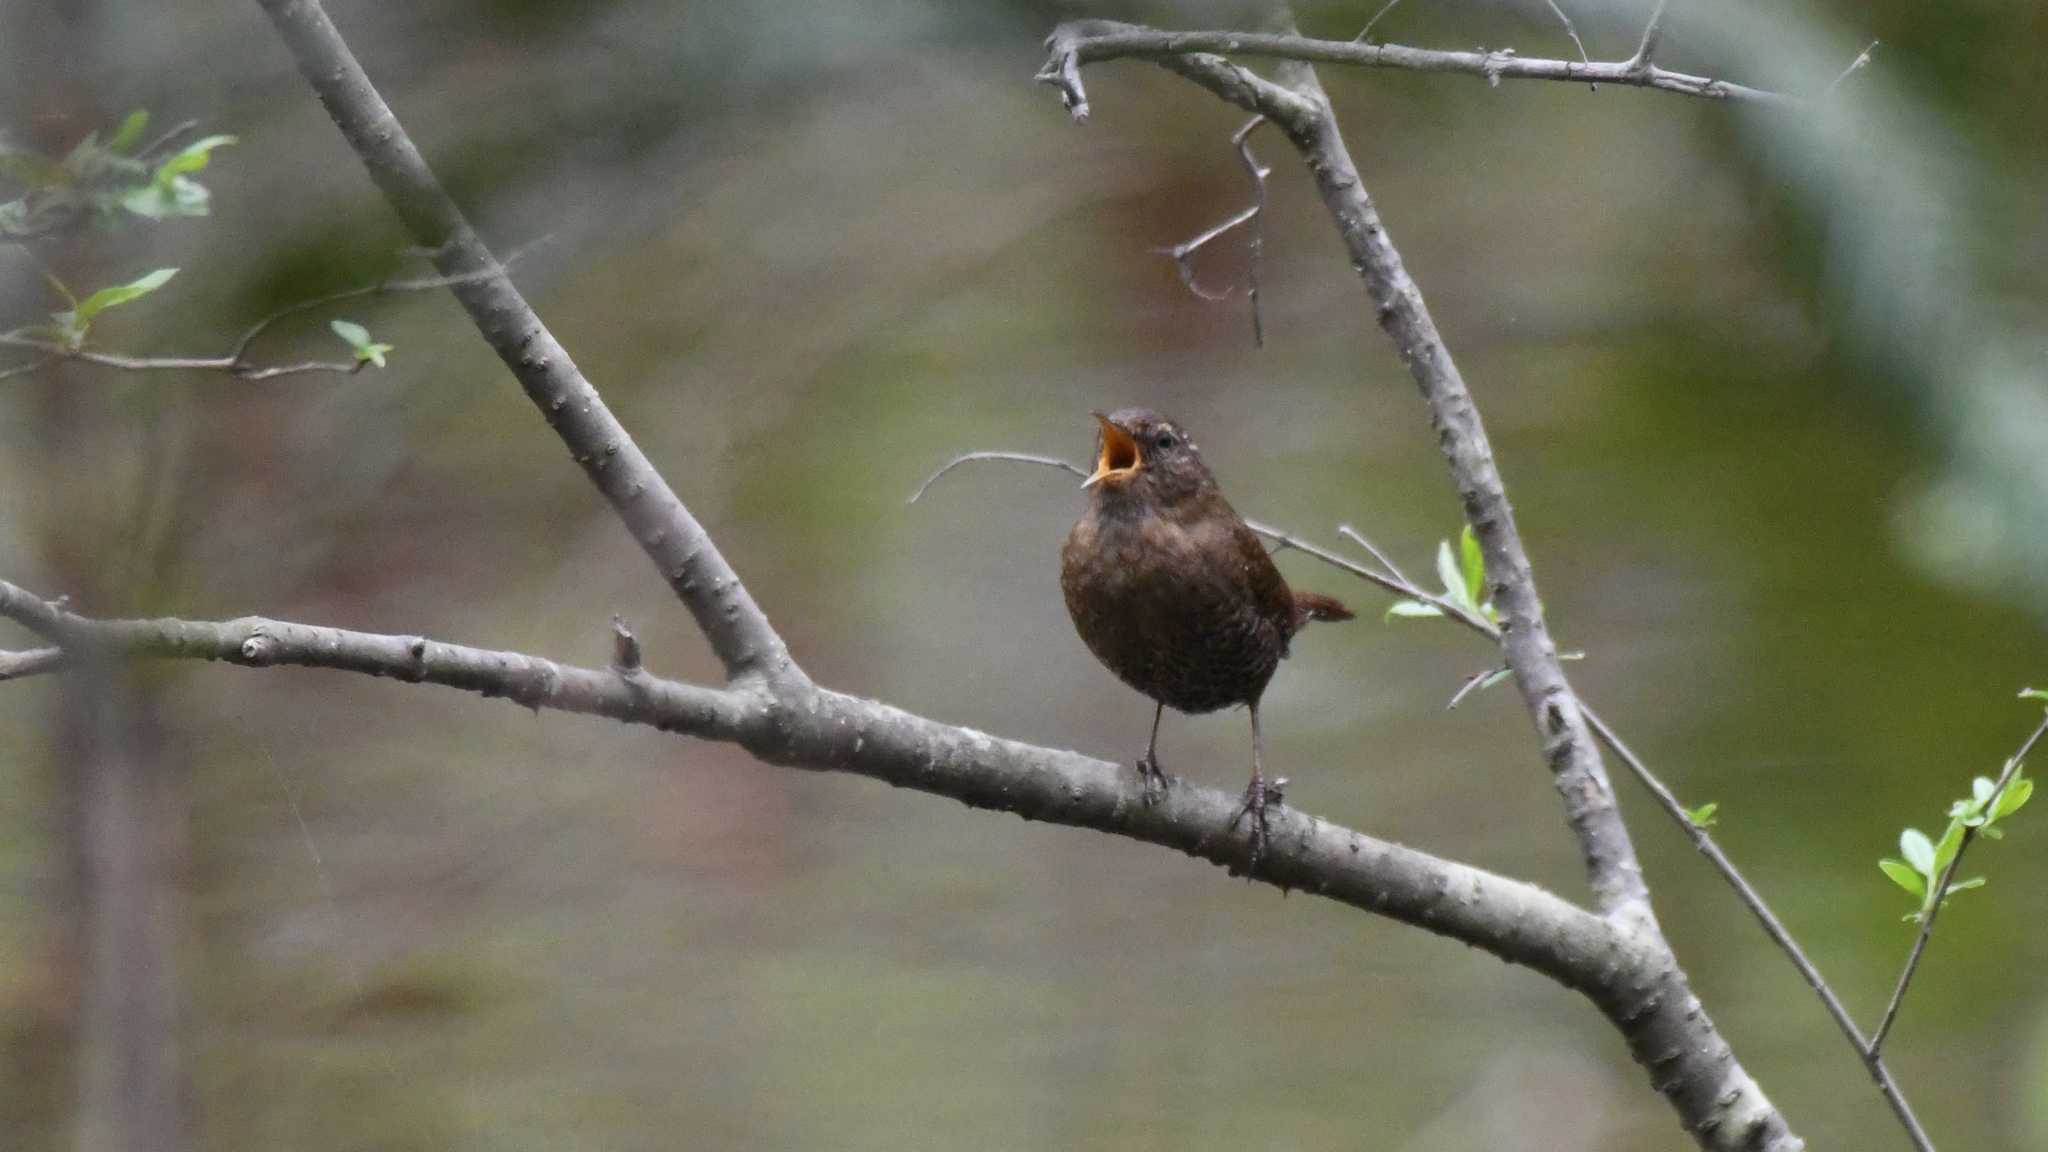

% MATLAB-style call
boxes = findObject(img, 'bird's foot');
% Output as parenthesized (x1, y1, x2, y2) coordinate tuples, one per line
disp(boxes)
(1226, 775, 1279, 868)
(1135, 752, 1171, 805)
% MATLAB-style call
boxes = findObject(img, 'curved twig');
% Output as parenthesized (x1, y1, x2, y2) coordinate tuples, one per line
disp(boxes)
(908, 451, 1088, 504)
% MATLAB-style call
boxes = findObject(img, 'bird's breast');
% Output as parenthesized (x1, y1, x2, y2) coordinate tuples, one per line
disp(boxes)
(1061, 508, 1285, 714)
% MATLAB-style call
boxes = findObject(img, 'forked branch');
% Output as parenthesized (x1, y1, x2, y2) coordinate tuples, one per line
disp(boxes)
(1041, 20, 1804, 1152)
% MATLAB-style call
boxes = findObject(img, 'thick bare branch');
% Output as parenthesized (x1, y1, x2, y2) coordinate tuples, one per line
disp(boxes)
(253, 0, 799, 687)
(1038, 21, 1797, 114)
(0, 576, 1649, 999)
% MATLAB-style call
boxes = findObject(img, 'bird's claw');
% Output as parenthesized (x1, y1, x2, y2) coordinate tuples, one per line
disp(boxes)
(1226, 776, 1273, 868)
(1135, 753, 1171, 805)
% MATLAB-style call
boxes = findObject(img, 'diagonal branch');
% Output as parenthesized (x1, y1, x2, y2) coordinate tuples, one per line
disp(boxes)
(253, 0, 798, 688)
(1042, 25, 1805, 1152)
(1038, 21, 1797, 112)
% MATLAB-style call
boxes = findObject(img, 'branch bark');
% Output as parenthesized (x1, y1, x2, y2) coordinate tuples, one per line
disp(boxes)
(1042, 24, 1804, 1152)
(0, 577, 1648, 998)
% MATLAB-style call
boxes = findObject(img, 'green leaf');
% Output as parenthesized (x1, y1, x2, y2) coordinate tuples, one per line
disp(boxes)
(329, 319, 372, 348)
(1384, 599, 1443, 620)
(71, 268, 176, 326)
(1435, 539, 1464, 605)
(1685, 802, 1719, 828)
(329, 318, 393, 368)
(154, 135, 235, 179)
(1879, 858, 1925, 897)
(106, 110, 149, 154)
(1474, 667, 1513, 693)
(2019, 687, 2048, 704)
(1899, 828, 1935, 877)
(1459, 524, 1485, 607)
(1943, 876, 1986, 896)
(1932, 821, 1965, 873)
(1994, 775, 2032, 819)
(1973, 777, 1997, 807)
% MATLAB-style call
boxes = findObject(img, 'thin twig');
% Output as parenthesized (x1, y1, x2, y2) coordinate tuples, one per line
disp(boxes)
(1868, 712, 2048, 1058)
(1336, 525, 1418, 598)
(1580, 706, 1937, 1152)
(134, 118, 201, 165)
(1158, 117, 1272, 342)
(1542, 0, 1596, 91)
(0, 355, 56, 381)
(908, 451, 1088, 504)
(226, 239, 548, 364)
(1823, 39, 1879, 97)
(1626, 0, 1668, 70)
(0, 337, 365, 378)
(1354, 0, 1405, 45)
(1160, 206, 1257, 302)
(1447, 665, 1507, 710)
(1233, 117, 1270, 347)
(0, 247, 544, 382)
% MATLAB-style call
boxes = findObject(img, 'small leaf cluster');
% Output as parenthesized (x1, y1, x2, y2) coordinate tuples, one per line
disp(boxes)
(1, 110, 234, 239)
(1387, 525, 1497, 624)
(1384, 523, 1582, 706)
(1878, 691, 2039, 922)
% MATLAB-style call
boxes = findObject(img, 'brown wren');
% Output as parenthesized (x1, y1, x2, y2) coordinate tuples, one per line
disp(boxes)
(1060, 408, 1352, 863)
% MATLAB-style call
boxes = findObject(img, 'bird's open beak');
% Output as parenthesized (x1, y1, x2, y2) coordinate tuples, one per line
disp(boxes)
(1082, 412, 1141, 489)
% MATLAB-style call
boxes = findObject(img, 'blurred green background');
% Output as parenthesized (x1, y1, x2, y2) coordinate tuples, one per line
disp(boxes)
(3, 0, 2046, 1149)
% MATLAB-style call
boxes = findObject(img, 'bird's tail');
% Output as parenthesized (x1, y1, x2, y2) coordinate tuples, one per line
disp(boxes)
(1291, 591, 1355, 630)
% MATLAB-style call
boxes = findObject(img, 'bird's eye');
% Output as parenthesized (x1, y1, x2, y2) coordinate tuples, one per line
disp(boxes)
(1154, 431, 1178, 451)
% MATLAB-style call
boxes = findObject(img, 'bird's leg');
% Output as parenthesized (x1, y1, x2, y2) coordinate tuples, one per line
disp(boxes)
(1226, 703, 1272, 867)
(1135, 700, 1170, 804)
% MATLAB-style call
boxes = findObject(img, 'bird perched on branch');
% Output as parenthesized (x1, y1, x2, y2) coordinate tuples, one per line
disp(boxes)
(1060, 408, 1352, 864)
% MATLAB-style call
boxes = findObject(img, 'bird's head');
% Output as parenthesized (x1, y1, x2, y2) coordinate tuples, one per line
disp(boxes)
(1082, 408, 1218, 513)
